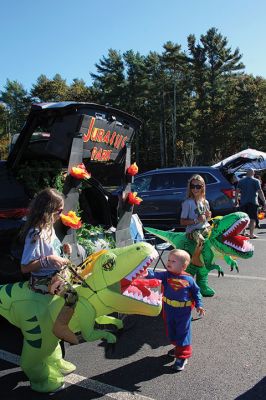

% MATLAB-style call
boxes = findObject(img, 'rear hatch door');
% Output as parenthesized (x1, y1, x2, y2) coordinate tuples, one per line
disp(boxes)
(213, 148, 266, 172)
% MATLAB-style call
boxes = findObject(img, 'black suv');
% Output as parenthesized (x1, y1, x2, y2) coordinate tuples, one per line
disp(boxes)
(0, 101, 141, 283)
(131, 166, 236, 230)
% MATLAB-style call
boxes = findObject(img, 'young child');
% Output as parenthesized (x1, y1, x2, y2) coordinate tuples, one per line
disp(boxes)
(20, 188, 79, 345)
(180, 174, 212, 266)
(148, 249, 205, 371)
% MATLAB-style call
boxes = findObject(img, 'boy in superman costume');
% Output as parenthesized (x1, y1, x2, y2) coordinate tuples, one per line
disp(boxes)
(147, 249, 205, 371)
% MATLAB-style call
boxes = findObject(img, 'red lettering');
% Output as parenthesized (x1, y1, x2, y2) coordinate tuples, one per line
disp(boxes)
(94, 148, 103, 161)
(120, 136, 128, 148)
(90, 147, 98, 159)
(90, 127, 98, 141)
(109, 132, 117, 145)
(101, 149, 112, 161)
(83, 117, 96, 142)
(91, 146, 112, 161)
(84, 118, 129, 156)
(103, 131, 110, 144)
(96, 128, 105, 142)
(114, 134, 123, 149)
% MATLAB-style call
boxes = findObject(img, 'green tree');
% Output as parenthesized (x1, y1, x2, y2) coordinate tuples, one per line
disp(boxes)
(0, 102, 9, 135)
(160, 41, 195, 166)
(122, 50, 151, 165)
(143, 51, 168, 168)
(229, 75, 266, 151)
(0, 103, 10, 159)
(0, 79, 31, 134)
(67, 79, 92, 102)
(90, 49, 126, 108)
(30, 74, 69, 102)
(187, 27, 245, 163)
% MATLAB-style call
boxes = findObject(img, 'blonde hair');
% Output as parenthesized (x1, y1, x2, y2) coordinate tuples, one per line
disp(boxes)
(186, 174, 206, 200)
(169, 249, 191, 268)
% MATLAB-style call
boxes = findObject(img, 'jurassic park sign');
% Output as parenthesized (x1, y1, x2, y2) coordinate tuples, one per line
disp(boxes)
(78, 114, 135, 163)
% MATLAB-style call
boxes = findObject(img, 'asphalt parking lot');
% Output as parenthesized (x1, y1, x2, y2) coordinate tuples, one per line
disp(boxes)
(1, 221, 266, 400)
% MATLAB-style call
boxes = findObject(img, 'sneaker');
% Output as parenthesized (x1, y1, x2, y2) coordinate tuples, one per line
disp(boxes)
(167, 348, 175, 357)
(172, 358, 188, 371)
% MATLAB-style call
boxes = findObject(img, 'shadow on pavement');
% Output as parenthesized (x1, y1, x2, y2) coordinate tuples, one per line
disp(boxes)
(91, 354, 174, 393)
(234, 377, 266, 400)
(0, 369, 30, 399)
(97, 314, 169, 359)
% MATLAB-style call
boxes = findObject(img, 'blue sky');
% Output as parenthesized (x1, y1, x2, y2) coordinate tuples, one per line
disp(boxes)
(1, 0, 266, 92)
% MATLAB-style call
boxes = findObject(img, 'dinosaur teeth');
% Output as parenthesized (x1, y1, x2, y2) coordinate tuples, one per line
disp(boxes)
(223, 218, 249, 237)
(125, 254, 157, 281)
(143, 296, 151, 304)
(224, 240, 254, 252)
(122, 287, 161, 306)
(243, 242, 254, 251)
(121, 251, 162, 306)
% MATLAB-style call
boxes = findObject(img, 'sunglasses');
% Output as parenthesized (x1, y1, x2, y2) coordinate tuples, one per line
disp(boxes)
(56, 208, 63, 215)
(190, 184, 203, 190)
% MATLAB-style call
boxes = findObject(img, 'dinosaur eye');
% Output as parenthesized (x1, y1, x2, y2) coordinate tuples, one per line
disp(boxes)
(102, 258, 115, 271)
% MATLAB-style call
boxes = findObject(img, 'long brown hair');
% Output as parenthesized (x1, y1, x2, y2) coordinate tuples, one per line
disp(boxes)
(186, 174, 206, 200)
(20, 188, 64, 240)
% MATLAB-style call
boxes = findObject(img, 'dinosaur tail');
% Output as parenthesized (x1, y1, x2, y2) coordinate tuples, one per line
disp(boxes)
(144, 227, 183, 248)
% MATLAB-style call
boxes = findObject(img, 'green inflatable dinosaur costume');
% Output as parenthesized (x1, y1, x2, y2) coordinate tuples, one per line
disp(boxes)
(0, 242, 161, 393)
(146, 212, 254, 297)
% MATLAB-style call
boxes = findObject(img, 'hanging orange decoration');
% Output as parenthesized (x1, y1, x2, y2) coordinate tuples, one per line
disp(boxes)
(61, 211, 83, 229)
(127, 192, 143, 205)
(70, 163, 91, 180)
(126, 162, 139, 176)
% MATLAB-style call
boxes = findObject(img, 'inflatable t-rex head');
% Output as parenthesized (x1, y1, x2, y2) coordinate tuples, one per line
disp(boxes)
(209, 212, 254, 258)
(77, 242, 162, 316)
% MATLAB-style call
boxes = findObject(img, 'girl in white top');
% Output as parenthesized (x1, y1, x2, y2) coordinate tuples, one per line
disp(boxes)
(180, 175, 212, 266)
(20, 188, 79, 345)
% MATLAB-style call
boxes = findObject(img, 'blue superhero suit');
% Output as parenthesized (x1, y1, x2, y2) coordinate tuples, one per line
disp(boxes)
(147, 269, 202, 359)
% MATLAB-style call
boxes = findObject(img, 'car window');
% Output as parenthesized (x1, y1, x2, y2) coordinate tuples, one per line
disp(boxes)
(200, 173, 217, 184)
(150, 174, 173, 190)
(133, 170, 218, 193)
(132, 175, 152, 192)
(171, 172, 217, 186)
(172, 173, 195, 188)
(149, 172, 194, 190)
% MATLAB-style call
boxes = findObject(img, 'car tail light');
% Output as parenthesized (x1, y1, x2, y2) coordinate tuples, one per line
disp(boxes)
(0, 208, 28, 219)
(221, 188, 235, 199)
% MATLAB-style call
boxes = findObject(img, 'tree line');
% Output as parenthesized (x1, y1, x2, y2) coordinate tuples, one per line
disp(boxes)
(1, 27, 266, 170)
